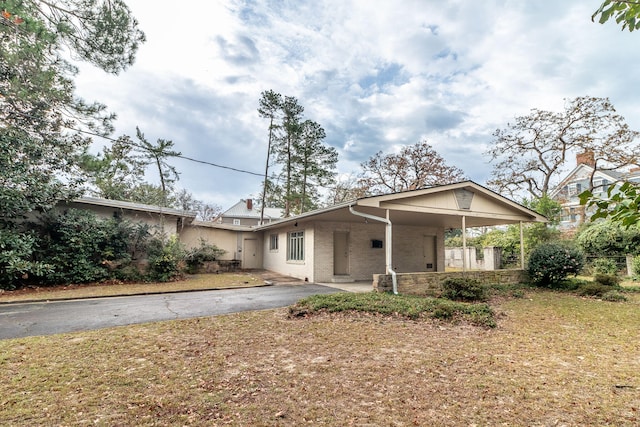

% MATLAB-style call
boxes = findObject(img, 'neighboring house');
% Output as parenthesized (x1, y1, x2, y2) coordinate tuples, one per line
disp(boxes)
(217, 199, 283, 226)
(62, 197, 197, 239)
(550, 152, 640, 230)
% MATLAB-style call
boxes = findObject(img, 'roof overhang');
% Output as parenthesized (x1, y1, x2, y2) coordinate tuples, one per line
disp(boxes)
(256, 181, 547, 230)
(69, 197, 198, 221)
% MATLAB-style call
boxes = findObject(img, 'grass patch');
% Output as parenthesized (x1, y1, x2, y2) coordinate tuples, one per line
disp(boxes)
(289, 292, 496, 328)
(1, 291, 639, 425)
(0, 273, 264, 303)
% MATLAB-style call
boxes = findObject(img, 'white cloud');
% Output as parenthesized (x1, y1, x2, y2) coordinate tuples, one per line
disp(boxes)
(72, 0, 640, 208)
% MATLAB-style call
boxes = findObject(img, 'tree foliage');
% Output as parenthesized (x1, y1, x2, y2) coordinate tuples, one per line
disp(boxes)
(257, 90, 338, 216)
(292, 119, 338, 213)
(486, 96, 639, 199)
(575, 218, 640, 256)
(0, 0, 144, 221)
(79, 135, 147, 200)
(580, 181, 640, 228)
(593, 0, 640, 32)
(324, 174, 369, 205)
(358, 140, 466, 195)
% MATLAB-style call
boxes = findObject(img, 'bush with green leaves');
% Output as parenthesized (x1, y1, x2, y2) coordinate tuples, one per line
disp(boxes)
(441, 277, 487, 302)
(185, 239, 226, 274)
(632, 255, 640, 279)
(578, 282, 620, 297)
(527, 243, 584, 287)
(593, 273, 621, 287)
(576, 220, 640, 257)
(601, 291, 628, 302)
(32, 210, 146, 285)
(0, 228, 53, 290)
(147, 235, 186, 282)
(590, 257, 619, 276)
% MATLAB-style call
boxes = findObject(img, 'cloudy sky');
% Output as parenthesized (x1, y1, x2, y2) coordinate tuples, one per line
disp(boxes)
(74, 0, 639, 210)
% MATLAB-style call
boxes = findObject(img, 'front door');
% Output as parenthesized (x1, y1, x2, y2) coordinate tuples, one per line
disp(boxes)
(423, 235, 436, 271)
(333, 231, 349, 275)
(243, 238, 259, 269)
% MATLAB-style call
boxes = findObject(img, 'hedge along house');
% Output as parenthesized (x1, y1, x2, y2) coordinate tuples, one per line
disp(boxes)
(255, 181, 547, 290)
(63, 197, 198, 239)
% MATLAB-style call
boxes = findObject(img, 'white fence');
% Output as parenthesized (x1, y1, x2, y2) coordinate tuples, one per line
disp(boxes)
(445, 247, 503, 270)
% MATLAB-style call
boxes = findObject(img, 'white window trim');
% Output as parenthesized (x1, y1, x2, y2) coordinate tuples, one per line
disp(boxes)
(287, 231, 304, 262)
(269, 234, 279, 251)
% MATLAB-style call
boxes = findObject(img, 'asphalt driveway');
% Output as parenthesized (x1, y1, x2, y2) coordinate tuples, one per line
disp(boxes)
(0, 284, 341, 340)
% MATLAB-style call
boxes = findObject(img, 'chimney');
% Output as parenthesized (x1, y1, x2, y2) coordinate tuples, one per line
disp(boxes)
(576, 151, 595, 167)
(246, 199, 253, 210)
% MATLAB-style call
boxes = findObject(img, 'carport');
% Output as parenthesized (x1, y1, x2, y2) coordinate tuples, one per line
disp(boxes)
(257, 181, 547, 289)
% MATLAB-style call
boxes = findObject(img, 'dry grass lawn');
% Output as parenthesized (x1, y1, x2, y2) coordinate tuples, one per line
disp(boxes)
(0, 273, 264, 303)
(1, 290, 639, 426)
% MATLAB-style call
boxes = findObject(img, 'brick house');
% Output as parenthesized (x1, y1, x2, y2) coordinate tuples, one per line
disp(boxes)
(254, 181, 546, 283)
(64, 182, 546, 283)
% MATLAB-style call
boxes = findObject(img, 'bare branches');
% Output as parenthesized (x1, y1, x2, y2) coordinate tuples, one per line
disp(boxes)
(359, 140, 466, 196)
(486, 96, 640, 199)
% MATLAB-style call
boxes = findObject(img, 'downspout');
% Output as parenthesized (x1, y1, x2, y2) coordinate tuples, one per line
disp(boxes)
(349, 205, 398, 295)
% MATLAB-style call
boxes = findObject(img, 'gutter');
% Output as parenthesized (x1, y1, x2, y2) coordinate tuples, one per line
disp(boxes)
(348, 205, 398, 295)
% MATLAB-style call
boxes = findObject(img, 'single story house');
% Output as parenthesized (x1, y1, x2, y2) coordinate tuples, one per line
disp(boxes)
(254, 181, 547, 283)
(62, 197, 197, 239)
(62, 182, 546, 286)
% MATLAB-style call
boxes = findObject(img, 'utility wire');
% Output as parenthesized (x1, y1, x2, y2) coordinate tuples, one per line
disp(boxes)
(80, 128, 265, 177)
(1, 15, 264, 178)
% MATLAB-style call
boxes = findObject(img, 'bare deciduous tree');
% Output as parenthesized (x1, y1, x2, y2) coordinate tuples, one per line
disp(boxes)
(359, 140, 466, 195)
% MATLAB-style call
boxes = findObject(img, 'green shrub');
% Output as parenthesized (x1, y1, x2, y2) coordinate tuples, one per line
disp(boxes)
(441, 277, 487, 302)
(578, 282, 618, 297)
(527, 243, 584, 288)
(31, 210, 146, 286)
(632, 255, 640, 279)
(593, 273, 621, 287)
(288, 292, 496, 328)
(601, 291, 628, 302)
(591, 257, 619, 275)
(147, 235, 186, 282)
(185, 239, 226, 274)
(0, 228, 53, 290)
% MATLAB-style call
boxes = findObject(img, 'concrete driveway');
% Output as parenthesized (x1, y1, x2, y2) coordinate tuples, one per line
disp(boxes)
(0, 283, 343, 340)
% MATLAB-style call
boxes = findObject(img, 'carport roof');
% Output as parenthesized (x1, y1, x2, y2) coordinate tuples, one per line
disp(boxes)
(255, 181, 547, 230)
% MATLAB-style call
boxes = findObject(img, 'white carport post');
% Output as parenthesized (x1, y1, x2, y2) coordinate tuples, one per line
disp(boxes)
(462, 215, 467, 273)
(348, 205, 398, 294)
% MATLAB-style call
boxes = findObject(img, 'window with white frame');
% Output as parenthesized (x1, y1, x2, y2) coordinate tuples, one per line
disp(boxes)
(233, 219, 241, 225)
(593, 179, 609, 194)
(269, 234, 279, 251)
(568, 183, 582, 196)
(287, 231, 304, 261)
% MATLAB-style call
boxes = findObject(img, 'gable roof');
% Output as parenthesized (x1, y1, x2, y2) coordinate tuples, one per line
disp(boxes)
(256, 181, 546, 230)
(549, 163, 623, 198)
(221, 199, 283, 220)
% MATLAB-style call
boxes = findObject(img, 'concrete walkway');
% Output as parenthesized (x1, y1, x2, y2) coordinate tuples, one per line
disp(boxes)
(316, 281, 373, 293)
(256, 270, 373, 293)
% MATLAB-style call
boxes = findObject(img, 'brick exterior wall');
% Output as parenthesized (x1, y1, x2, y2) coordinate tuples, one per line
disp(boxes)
(372, 269, 527, 295)
(260, 220, 445, 283)
(262, 226, 315, 282)
(312, 221, 444, 283)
